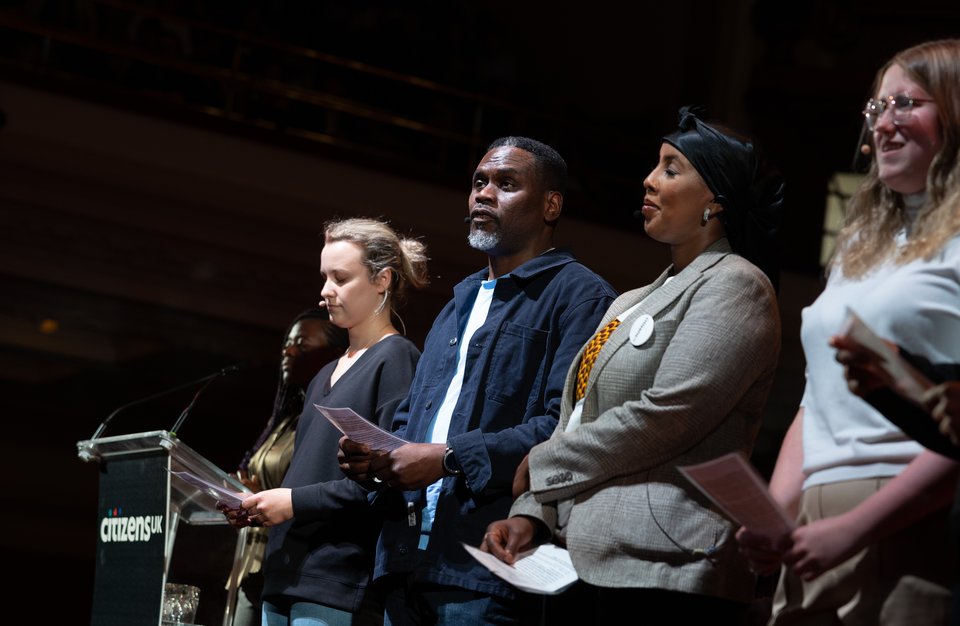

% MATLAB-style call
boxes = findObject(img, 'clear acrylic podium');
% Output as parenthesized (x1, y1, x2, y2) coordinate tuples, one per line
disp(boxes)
(77, 431, 250, 626)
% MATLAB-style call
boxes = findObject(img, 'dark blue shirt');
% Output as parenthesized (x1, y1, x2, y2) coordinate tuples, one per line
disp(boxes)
(375, 248, 616, 598)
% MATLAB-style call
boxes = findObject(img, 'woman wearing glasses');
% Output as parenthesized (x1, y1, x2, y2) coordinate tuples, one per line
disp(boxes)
(737, 39, 960, 624)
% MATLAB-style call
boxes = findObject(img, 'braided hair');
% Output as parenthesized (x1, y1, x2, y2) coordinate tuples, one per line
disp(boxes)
(237, 307, 348, 473)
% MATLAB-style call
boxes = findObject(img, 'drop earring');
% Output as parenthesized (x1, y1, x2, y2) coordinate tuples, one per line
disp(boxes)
(374, 289, 390, 316)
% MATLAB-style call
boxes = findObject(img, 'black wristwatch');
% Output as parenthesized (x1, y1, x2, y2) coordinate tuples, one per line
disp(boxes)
(442, 446, 463, 476)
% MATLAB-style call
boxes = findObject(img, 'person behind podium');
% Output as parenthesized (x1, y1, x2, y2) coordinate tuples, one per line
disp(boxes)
(230, 307, 348, 626)
(481, 106, 783, 624)
(227, 217, 429, 625)
(735, 38, 960, 624)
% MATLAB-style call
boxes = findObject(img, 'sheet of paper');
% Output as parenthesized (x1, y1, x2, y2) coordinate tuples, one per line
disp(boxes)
(462, 542, 579, 595)
(838, 307, 933, 405)
(678, 452, 795, 542)
(314, 405, 408, 452)
(169, 470, 246, 509)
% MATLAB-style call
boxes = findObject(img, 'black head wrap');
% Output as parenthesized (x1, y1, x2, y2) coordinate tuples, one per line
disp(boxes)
(663, 105, 784, 292)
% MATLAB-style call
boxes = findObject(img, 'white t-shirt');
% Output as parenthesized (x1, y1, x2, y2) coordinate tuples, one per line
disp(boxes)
(419, 278, 497, 548)
(800, 225, 960, 489)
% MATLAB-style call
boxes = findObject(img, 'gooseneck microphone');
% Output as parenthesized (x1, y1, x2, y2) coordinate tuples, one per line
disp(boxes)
(633, 209, 643, 220)
(464, 216, 471, 223)
(169, 364, 241, 437)
(87, 364, 242, 441)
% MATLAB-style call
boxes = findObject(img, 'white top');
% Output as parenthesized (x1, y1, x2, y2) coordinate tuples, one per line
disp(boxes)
(800, 213, 960, 489)
(419, 278, 497, 546)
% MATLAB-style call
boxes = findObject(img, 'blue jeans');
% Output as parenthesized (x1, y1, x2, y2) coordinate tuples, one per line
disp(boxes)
(382, 576, 539, 625)
(262, 599, 353, 626)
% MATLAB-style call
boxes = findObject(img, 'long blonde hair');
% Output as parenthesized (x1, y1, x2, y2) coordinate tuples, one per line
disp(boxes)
(831, 39, 960, 278)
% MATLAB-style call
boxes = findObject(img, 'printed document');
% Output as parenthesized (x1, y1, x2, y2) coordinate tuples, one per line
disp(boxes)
(314, 405, 408, 452)
(463, 542, 578, 595)
(678, 452, 795, 542)
(169, 470, 247, 509)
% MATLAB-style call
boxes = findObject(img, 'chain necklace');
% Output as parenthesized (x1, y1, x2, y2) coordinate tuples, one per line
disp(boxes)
(344, 324, 394, 359)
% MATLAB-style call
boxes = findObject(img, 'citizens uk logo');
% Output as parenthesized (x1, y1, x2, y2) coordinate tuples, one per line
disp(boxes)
(100, 506, 164, 543)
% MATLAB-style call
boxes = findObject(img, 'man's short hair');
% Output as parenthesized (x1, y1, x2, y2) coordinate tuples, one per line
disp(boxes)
(487, 136, 567, 195)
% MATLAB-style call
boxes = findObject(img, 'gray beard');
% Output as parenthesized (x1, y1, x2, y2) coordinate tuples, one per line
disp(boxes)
(468, 229, 500, 251)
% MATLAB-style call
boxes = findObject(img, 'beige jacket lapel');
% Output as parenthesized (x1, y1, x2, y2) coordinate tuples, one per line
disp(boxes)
(569, 239, 734, 424)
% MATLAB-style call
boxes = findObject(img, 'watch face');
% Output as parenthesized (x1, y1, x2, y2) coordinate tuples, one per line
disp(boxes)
(443, 448, 461, 475)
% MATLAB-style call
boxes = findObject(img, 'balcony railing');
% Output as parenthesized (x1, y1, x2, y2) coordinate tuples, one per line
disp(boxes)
(0, 0, 645, 226)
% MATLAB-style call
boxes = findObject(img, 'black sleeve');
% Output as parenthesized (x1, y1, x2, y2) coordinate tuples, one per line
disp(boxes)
(900, 349, 960, 383)
(865, 386, 960, 460)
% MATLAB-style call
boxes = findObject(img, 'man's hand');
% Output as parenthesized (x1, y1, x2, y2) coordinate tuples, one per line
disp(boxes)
(338, 436, 381, 483)
(368, 443, 447, 490)
(480, 517, 538, 564)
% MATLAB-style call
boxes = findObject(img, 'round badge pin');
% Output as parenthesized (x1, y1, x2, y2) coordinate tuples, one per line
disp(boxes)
(630, 314, 654, 346)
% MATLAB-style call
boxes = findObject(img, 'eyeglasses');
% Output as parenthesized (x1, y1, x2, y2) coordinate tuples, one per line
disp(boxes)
(862, 93, 935, 130)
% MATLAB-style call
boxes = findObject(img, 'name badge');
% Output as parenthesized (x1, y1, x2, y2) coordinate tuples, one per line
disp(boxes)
(629, 314, 654, 346)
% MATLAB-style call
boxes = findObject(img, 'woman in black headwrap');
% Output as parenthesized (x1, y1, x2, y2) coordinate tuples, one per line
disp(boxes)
(481, 106, 784, 624)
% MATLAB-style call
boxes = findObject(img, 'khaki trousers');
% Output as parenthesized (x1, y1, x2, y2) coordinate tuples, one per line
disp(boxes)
(771, 478, 953, 626)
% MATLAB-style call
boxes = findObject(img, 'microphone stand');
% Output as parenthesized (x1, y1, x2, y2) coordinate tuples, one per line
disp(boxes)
(88, 365, 239, 441)
(169, 374, 220, 437)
